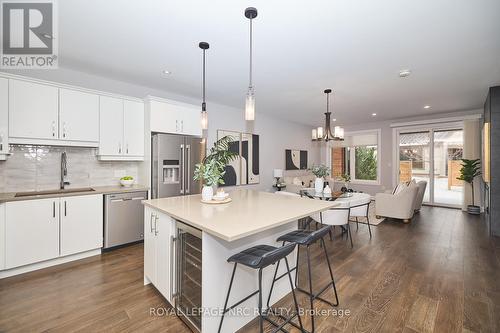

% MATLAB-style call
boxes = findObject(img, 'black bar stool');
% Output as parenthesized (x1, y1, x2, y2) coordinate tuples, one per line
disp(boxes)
(218, 243, 305, 333)
(268, 226, 339, 333)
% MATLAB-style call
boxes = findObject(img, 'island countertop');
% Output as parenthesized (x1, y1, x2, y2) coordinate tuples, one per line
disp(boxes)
(142, 189, 339, 242)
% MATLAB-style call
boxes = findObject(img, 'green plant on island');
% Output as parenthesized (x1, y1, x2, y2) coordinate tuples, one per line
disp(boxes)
(193, 136, 238, 186)
(309, 164, 330, 178)
(120, 176, 133, 180)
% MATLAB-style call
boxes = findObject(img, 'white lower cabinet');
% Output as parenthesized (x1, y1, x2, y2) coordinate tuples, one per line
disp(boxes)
(3, 195, 103, 270)
(0, 204, 6, 270)
(5, 198, 60, 269)
(144, 208, 175, 304)
(60, 195, 103, 256)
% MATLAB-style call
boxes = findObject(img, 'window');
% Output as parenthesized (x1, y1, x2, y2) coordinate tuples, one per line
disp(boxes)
(331, 130, 380, 184)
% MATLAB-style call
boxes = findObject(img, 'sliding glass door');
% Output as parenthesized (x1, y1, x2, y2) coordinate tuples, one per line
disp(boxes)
(397, 125, 464, 207)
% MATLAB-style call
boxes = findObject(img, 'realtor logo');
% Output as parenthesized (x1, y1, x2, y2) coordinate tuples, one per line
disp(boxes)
(1, 0, 58, 68)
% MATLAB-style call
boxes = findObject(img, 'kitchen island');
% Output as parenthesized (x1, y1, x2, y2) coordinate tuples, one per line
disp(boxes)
(142, 189, 338, 333)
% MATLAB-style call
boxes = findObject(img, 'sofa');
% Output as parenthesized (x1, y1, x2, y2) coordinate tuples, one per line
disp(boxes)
(375, 180, 426, 223)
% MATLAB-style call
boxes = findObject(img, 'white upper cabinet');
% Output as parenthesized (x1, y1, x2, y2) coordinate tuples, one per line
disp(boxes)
(123, 100, 145, 157)
(0, 78, 8, 159)
(9, 79, 59, 140)
(99, 96, 144, 160)
(5, 198, 60, 269)
(60, 194, 103, 256)
(59, 88, 99, 142)
(99, 96, 123, 156)
(149, 98, 201, 136)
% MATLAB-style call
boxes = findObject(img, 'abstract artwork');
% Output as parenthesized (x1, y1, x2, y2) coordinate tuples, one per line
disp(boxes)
(285, 149, 308, 170)
(217, 130, 260, 186)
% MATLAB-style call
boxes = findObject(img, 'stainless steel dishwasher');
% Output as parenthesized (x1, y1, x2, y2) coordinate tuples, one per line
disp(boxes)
(104, 191, 148, 249)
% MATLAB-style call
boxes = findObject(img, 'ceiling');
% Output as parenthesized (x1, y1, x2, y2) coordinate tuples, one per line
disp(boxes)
(58, 0, 500, 126)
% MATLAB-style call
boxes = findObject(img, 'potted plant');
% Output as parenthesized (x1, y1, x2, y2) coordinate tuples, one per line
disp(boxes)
(457, 158, 481, 214)
(193, 136, 238, 201)
(340, 173, 351, 192)
(309, 164, 330, 193)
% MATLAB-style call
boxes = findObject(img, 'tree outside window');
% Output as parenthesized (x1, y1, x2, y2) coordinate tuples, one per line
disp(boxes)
(354, 146, 377, 181)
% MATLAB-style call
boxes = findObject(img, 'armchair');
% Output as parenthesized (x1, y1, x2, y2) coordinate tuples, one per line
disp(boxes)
(375, 184, 419, 223)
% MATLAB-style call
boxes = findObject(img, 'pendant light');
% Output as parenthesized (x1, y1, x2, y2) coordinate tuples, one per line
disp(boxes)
(322, 89, 344, 142)
(244, 7, 258, 121)
(199, 42, 209, 130)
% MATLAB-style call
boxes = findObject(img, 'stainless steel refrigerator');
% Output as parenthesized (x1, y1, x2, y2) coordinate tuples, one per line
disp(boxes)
(152, 133, 205, 199)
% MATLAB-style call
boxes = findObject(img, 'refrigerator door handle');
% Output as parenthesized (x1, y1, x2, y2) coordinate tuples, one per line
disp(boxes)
(180, 144, 185, 194)
(185, 144, 191, 194)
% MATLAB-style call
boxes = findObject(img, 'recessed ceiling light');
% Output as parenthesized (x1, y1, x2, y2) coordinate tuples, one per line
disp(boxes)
(423, 105, 431, 109)
(372, 113, 377, 116)
(332, 118, 337, 122)
(399, 69, 411, 78)
(162, 70, 171, 75)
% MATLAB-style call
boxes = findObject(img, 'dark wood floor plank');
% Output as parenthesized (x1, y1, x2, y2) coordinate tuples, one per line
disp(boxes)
(0, 206, 499, 333)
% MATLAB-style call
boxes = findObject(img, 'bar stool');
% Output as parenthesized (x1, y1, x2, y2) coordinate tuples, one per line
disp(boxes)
(268, 226, 339, 333)
(218, 243, 305, 333)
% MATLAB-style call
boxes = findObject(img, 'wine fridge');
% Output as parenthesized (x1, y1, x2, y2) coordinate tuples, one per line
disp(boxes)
(174, 221, 202, 332)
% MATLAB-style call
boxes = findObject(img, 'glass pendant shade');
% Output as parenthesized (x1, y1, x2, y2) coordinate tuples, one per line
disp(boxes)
(312, 129, 317, 140)
(334, 126, 341, 138)
(201, 109, 208, 130)
(317, 127, 324, 139)
(245, 86, 255, 121)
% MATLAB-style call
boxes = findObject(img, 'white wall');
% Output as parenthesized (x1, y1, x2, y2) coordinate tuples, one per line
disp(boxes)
(321, 110, 483, 195)
(1, 68, 319, 192)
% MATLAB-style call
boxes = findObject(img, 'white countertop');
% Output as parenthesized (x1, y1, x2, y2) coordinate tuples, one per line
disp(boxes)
(142, 189, 339, 242)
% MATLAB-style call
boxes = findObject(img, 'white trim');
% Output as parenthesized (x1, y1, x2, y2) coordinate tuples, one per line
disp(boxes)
(97, 154, 144, 161)
(390, 114, 482, 128)
(0, 72, 144, 102)
(0, 249, 101, 279)
(9, 137, 98, 147)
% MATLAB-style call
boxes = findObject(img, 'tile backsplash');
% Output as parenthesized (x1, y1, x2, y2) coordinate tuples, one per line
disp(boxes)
(0, 145, 142, 193)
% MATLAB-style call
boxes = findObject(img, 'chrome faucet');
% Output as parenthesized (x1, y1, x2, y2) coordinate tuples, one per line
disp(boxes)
(60, 152, 70, 190)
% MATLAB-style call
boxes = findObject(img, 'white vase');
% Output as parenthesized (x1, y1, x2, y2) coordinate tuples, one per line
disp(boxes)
(202, 185, 214, 201)
(314, 177, 324, 193)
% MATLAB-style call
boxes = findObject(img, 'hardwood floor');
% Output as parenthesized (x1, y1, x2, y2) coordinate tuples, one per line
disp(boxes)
(0, 206, 499, 333)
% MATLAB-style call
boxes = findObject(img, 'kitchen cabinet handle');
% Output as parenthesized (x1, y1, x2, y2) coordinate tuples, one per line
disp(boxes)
(154, 215, 159, 236)
(150, 213, 154, 233)
(118, 142, 122, 154)
(126, 143, 129, 154)
(170, 235, 177, 298)
(181, 120, 184, 132)
(64, 201, 67, 216)
(52, 121, 56, 137)
(176, 120, 179, 132)
(0, 133, 3, 151)
(53, 201, 55, 218)
(62, 122, 66, 138)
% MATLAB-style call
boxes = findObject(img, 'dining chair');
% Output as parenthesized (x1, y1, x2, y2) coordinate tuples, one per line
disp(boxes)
(349, 198, 372, 238)
(312, 201, 353, 248)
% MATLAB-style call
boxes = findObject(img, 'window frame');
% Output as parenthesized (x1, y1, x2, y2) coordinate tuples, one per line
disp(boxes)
(330, 129, 382, 186)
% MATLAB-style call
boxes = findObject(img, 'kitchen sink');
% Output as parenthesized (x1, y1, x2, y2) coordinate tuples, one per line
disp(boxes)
(15, 187, 96, 197)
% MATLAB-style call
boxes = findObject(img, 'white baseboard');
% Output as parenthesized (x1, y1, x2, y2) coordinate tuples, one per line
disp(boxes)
(0, 249, 102, 279)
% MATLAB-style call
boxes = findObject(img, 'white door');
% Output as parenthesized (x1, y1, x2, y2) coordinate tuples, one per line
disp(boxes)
(5, 198, 60, 269)
(59, 88, 99, 142)
(0, 78, 8, 154)
(9, 79, 59, 140)
(155, 212, 173, 302)
(123, 100, 145, 157)
(99, 96, 124, 156)
(149, 100, 179, 134)
(179, 104, 202, 136)
(144, 207, 157, 285)
(60, 195, 103, 256)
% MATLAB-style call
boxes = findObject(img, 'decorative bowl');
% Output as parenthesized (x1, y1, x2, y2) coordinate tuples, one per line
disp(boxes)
(120, 179, 134, 187)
